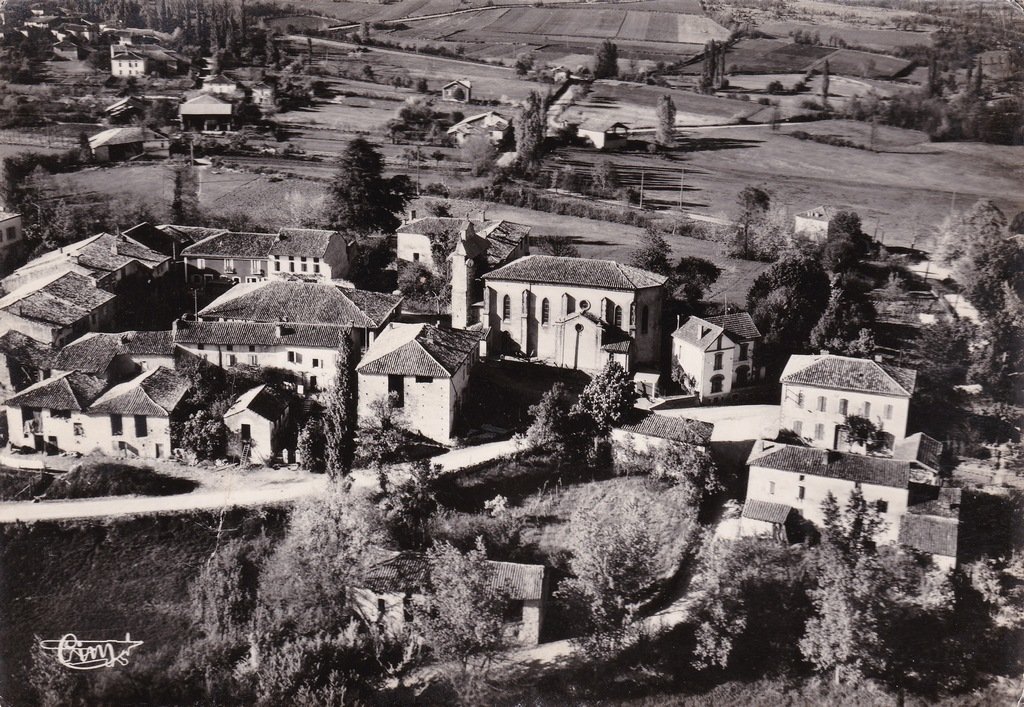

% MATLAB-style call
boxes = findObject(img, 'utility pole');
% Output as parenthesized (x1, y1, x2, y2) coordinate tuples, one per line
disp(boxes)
(639, 170, 645, 209)
(678, 167, 685, 210)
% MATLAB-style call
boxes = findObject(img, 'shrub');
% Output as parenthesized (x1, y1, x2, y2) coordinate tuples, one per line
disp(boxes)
(44, 463, 197, 499)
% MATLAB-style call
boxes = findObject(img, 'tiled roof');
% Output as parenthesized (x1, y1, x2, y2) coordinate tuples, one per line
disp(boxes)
(269, 228, 342, 257)
(3, 371, 105, 411)
(0, 272, 115, 327)
(0, 331, 55, 369)
(181, 231, 277, 259)
(397, 217, 465, 236)
(742, 499, 792, 524)
(899, 511, 958, 558)
(447, 111, 511, 134)
(705, 312, 761, 341)
(54, 331, 174, 374)
(363, 552, 545, 600)
(225, 384, 288, 420)
(618, 410, 714, 445)
(173, 319, 347, 348)
(673, 312, 760, 349)
(749, 443, 911, 489)
(89, 366, 188, 417)
(479, 221, 531, 267)
(798, 206, 839, 221)
(357, 324, 480, 378)
(156, 224, 224, 244)
(893, 432, 944, 471)
(4, 233, 168, 287)
(88, 127, 166, 149)
(781, 355, 917, 397)
(199, 281, 402, 329)
(485, 255, 666, 290)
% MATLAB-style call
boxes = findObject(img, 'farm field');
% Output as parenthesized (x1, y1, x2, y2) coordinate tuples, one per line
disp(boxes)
(760, 21, 934, 51)
(545, 119, 1024, 253)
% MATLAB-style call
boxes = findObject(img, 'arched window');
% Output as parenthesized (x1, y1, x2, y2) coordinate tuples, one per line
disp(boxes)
(521, 289, 529, 316)
(541, 298, 550, 325)
(629, 303, 636, 327)
(711, 375, 724, 394)
(613, 305, 623, 328)
(641, 306, 649, 334)
(562, 293, 575, 315)
(502, 295, 511, 321)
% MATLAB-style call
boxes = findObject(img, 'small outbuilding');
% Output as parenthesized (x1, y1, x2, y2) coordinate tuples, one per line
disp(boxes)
(442, 79, 472, 103)
(793, 206, 838, 242)
(223, 384, 290, 464)
(88, 127, 169, 162)
(578, 122, 629, 151)
(179, 93, 235, 132)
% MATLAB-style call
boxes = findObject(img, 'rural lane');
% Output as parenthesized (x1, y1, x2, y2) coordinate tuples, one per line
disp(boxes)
(0, 437, 523, 524)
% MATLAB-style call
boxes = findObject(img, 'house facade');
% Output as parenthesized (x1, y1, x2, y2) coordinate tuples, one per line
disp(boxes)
(182, 231, 277, 286)
(355, 552, 549, 646)
(794, 206, 837, 242)
(3, 366, 187, 458)
(179, 94, 235, 132)
(780, 354, 917, 451)
(223, 384, 290, 464)
(356, 323, 481, 444)
(441, 79, 472, 102)
(0, 210, 24, 264)
(110, 51, 148, 77)
(578, 122, 629, 150)
(396, 218, 529, 274)
(741, 441, 913, 544)
(0, 271, 117, 347)
(268, 228, 354, 281)
(671, 312, 763, 402)
(446, 111, 512, 146)
(475, 255, 665, 373)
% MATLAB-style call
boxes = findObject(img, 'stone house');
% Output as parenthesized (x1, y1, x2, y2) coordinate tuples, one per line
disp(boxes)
(441, 79, 472, 103)
(268, 228, 355, 282)
(475, 255, 665, 373)
(671, 312, 763, 402)
(780, 354, 917, 451)
(52, 330, 176, 380)
(0, 210, 24, 264)
(396, 217, 529, 274)
(355, 552, 549, 646)
(356, 323, 481, 444)
(223, 384, 290, 464)
(3, 366, 187, 459)
(182, 230, 278, 287)
(110, 50, 148, 77)
(793, 206, 837, 242)
(201, 72, 242, 97)
(612, 409, 714, 459)
(0, 272, 117, 347)
(741, 441, 915, 544)
(0, 331, 54, 394)
(446, 111, 512, 146)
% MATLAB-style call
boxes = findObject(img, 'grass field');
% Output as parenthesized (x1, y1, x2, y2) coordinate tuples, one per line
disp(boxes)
(548, 119, 1024, 253)
(761, 21, 934, 51)
(0, 507, 289, 705)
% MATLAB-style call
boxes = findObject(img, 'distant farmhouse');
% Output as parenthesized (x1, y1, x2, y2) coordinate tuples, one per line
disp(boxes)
(179, 94, 235, 132)
(578, 121, 629, 151)
(793, 206, 837, 242)
(442, 78, 472, 103)
(88, 127, 169, 162)
(446, 111, 512, 147)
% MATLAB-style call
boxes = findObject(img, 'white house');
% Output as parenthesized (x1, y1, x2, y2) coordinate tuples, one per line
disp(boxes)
(268, 228, 355, 282)
(179, 94, 235, 132)
(671, 312, 763, 402)
(223, 384, 290, 464)
(355, 552, 549, 646)
(794, 206, 838, 242)
(357, 323, 481, 444)
(110, 50, 148, 77)
(446, 111, 512, 146)
(0, 210, 24, 263)
(3, 366, 187, 459)
(780, 354, 917, 451)
(396, 217, 529, 273)
(741, 440, 914, 544)
(475, 255, 665, 373)
(578, 122, 629, 151)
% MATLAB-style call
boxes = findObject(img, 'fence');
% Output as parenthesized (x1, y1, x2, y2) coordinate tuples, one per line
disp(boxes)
(0, 128, 80, 149)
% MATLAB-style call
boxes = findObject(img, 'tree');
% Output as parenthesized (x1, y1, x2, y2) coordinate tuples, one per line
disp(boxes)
(170, 161, 201, 224)
(593, 40, 618, 79)
(324, 138, 414, 235)
(800, 489, 890, 684)
(415, 77, 429, 93)
(747, 253, 831, 373)
(629, 226, 672, 277)
(323, 331, 359, 479)
(526, 382, 594, 466)
(535, 235, 580, 257)
(514, 91, 547, 168)
(356, 393, 411, 489)
(574, 360, 638, 434)
(821, 59, 830, 109)
(616, 438, 721, 505)
(822, 210, 873, 272)
(674, 256, 722, 306)
(296, 414, 327, 472)
(843, 414, 887, 452)
(460, 134, 497, 177)
(418, 540, 511, 700)
(591, 158, 619, 196)
(655, 94, 676, 148)
(514, 52, 534, 76)
(177, 409, 228, 460)
(809, 286, 876, 355)
(380, 459, 438, 551)
(734, 186, 771, 259)
(559, 498, 659, 653)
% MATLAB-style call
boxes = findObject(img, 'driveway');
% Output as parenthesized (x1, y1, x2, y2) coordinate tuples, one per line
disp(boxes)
(655, 404, 781, 442)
